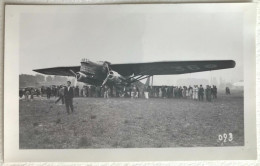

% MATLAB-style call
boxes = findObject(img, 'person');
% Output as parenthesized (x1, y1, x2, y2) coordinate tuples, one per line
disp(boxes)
(80, 88, 83, 97)
(169, 86, 173, 98)
(52, 86, 57, 98)
(182, 86, 187, 99)
(155, 87, 159, 98)
(193, 85, 198, 100)
(136, 87, 140, 98)
(24, 89, 30, 101)
(64, 81, 74, 114)
(226, 87, 231, 95)
(96, 86, 101, 98)
(212, 85, 217, 99)
(178, 86, 183, 98)
(188, 86, 193, 99)
(46, 87, 51, 99)
(185, 86, 189, 98)
(162, 86, 166, 98)
(147, 86, 152, 98)
(131, 85, 138, 98)
(206, 85, 212, 102)
(174, 87, 178, 98)
(84, 86, 89, 97)
(198, 85, 204, 101)
(104, 85, 110, 98)
(88, 86, 92, 97)
(41, 86, 45, 96)
(144, 86, 149, 99)
(35, 89, 40, 97)
(19, 89, 24, 98)
(30, 88, 34, 100)
(55, 85, 65, 105)
(159, 87, 162, 98)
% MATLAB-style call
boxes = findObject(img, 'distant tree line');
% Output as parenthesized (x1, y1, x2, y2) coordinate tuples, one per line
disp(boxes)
(19, 74, 70, 88)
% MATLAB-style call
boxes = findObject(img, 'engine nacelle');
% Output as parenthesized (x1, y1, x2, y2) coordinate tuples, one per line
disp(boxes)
(107, 70, 125, 85)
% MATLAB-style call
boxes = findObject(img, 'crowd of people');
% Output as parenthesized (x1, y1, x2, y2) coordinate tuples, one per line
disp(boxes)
(142, 85, 218, 102)
(19, 84, 225, 102)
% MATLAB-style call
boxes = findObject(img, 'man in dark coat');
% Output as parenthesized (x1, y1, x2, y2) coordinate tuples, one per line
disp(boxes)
(46, 87, 51, 99)
(212, 85, 217, 99)
(64, 81, 74, 114)
(198, 85, 204, 101)
(206, 85, 212, 102)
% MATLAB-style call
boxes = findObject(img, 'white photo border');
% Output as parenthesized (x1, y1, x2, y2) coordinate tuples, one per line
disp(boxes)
(3, 3, 257, 162)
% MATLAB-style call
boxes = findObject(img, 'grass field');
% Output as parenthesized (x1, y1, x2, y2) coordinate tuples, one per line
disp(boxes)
(19, 90, 244, 149)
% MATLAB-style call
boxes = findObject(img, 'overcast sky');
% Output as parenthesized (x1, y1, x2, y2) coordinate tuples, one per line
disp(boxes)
(19, 5, 244, 85)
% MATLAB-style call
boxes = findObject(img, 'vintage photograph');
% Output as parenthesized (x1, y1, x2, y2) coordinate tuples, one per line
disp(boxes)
(4, 3, 256, 161)
(17, 4, 245, 149)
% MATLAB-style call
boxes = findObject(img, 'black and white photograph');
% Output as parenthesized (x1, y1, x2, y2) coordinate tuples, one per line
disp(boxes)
(4, 3, 256, 162)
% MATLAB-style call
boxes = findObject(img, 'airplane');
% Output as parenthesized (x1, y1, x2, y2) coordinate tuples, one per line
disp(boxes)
(33, 59, 236, 88)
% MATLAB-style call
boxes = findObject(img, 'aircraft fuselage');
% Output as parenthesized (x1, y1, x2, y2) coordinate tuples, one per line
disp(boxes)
(76, 59, 128, 87)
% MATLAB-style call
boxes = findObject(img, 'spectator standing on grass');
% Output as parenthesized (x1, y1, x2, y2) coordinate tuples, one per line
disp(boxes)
(41, 86, 45, 96)
(193, 85, 198, 100)
(52, 86, 57, 98)
(179, 86, 183, 98)
(25, 90, 30, 101)
(104, 85, 109, 98)
(136, 87, 140, 98)
(46, 86, 51, 99)
(30, 88, 34, 100)
(84, 86, 89, 97)
(155, 87, 159, 98)
(206, 85, 212, 102)
(80, 88, 83, 97)
(185, 86, 189, 98)
(212, 85, 217, 99)
(226, 87, 231, 95)
(188, 86, 193, 99)
(19, 89, 24, 98)
(183, 86, 187, 99)
(165, 86, 169, 98)
(143, 86, 149, 99)
(64, 81, 74, 114)
(147, 86, 152, 98)
(198, 85, 204, 101)
(174, 87, 178, 98)
(36, 89, 40, 97)
(159, 87, 162, 98)
(96, 86, 101, 98)
(162, 86, 166, 98)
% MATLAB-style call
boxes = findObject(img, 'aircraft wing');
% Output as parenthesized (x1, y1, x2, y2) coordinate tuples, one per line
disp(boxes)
(33, 66, 80, 76)
(110, 60, 236, 76)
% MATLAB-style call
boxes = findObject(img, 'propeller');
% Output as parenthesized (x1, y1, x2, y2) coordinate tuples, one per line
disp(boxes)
(69, 70, 78, 87)
(101, 63, 112, 87)
(70, 69, 77, 77)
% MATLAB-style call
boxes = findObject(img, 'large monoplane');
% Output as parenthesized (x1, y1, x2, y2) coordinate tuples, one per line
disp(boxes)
(34, 59, 235, 87)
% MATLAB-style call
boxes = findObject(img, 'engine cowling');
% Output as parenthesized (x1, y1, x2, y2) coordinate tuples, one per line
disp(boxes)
(107, 70, 125, 85)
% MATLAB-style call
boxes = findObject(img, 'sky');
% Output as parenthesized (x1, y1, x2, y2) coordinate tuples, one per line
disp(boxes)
(19, 5, 244, 85)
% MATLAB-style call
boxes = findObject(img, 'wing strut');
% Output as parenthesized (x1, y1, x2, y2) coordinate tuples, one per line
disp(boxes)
(130, 75, 151, 83)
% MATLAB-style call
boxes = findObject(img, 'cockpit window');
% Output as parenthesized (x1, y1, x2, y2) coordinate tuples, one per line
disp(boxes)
(81, 58, 90, 63)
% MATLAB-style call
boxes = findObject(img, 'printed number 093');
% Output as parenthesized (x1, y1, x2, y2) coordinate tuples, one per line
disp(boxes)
(218, 133, 233, 142)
